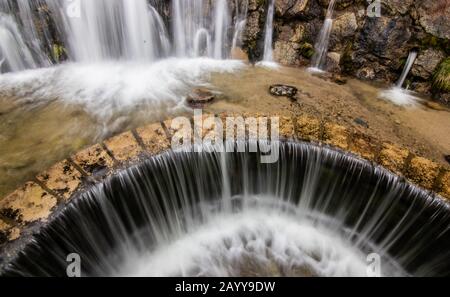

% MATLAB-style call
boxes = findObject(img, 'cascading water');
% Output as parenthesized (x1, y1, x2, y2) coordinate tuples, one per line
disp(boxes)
(0, 0, 249, 66)
(396, 51, 417, 89)
(379, 52, 421, 106)
(262, 0, 275, 62)
(2, 142, 449, 277)
(231, 0, 249, 50)
(255, 0, 278, 68)
(0, 13, 38, 72)
(172, 0, 237, 59)
(309, 0, 336, 72)
(0, 0, 249, 134)
(43, 0, 168, 62)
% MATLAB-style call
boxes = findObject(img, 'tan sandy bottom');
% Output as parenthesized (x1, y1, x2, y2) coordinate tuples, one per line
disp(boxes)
(0, 64, 449, 198)
(207, 65, 450, 164)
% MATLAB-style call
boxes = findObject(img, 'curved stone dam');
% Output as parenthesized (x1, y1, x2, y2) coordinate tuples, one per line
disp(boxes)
(1, 139, 449, 277)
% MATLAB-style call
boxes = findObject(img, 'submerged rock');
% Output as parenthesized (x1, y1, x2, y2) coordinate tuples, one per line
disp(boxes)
(424, 101, 446, 111)
(269, 84, 298, 98)
(331, 73, 347, 85)
(186, 88, 216, 108)
(354, 118, 369, 128)
(445, 155, 450, 165)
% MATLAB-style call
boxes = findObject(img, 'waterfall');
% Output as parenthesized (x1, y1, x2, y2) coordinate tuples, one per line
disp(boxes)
(262, 0, 275, 62)
(396, 51, 417, 88)
(0, 0, 249, 71)
(0, 13, 38, 72)
(379, 52, 420, 106)
(172, 0, 236, 59)
(0, 0, 51, 73)
(213, 0, 231, 59)
(194, 29, 212, 58)
(310, 0, 336, 70)
(43, 0, 167, 62)
(3, 142, 449, 276)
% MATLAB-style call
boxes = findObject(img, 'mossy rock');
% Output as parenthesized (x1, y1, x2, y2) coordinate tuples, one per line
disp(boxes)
(420, 34, 450, 55)
(52, 44, 66, 62)
(432, 57, 450, 93)
(299, 43, 314, 59)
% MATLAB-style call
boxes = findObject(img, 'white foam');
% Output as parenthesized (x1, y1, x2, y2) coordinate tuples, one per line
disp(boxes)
(379, 87, 422, 107)
(307, 67, 326, 74)
(255, 61, 280, 69)
(117, 208, 373, 277)
(0, 58, 245, 122)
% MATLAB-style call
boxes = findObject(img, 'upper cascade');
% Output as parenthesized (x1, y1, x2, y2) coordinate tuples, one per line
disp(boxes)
(0, 0, 250, 73)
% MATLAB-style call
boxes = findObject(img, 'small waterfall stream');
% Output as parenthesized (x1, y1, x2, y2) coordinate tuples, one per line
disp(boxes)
(262, 0, 275, 62)
(396, 51, 417, 89)
(379, 51, 420, 106)
(0, 13, 38, 72)
(310, 0, 336, 71)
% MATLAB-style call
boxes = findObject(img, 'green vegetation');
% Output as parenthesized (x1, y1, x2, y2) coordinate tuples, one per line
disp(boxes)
(432, 57, 450, 92)
(420, 34, 450, 55)
(299, 42, 314, 59)
(52, 44, 66, 62)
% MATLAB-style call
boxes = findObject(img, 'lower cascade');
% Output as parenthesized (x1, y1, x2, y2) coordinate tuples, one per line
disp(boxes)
(3, 143, 449, 277)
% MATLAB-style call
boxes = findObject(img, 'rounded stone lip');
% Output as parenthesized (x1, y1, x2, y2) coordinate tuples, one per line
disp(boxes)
(0, 113, 449, 270)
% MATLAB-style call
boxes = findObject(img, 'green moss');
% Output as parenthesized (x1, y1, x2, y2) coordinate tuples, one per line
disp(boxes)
(432, 57, 450, 92)
(52, 44, 65, 62)
(299, 42, 314, 59)
(420, 34, 450, 55)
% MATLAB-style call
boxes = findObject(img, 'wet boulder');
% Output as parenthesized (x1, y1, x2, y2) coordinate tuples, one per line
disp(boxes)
(186, 88, 215, 108)
(269, 84, 298, 98)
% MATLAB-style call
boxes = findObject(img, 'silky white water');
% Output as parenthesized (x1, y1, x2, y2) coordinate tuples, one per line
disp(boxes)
(0, 58, 245, 126)
(0, 0, 250, 67)
(379, 52, 421, 106)
(119, 206, 371, 277)
(256, 0, 279, 69)
(0, 0, 250, 133)
(309, 0, 336, 71)
(3, 143, 449, 277)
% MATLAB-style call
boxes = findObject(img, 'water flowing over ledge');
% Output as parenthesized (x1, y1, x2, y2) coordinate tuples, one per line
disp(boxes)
(1, 142, 448, 276)
(0, 0, 251, 72)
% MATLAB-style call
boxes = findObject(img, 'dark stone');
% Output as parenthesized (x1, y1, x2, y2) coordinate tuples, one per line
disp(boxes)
(0, 231, 7, 245)
(269, 84, 298, 98)
(332, 74, 347, 85)
(445, 155, 450, 165)
(186, 88, 215, 108)
(0, 208, 21, 223)
(354, 118, 369, 128)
